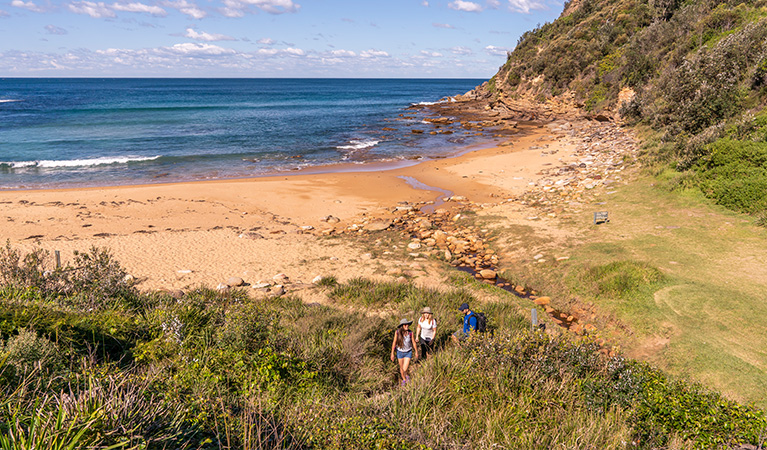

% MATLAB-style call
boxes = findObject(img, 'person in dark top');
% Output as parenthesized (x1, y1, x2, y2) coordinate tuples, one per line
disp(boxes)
(390, 318, 418, 385)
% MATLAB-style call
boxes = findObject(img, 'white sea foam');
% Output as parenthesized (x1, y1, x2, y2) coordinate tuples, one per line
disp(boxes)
(0, 99, 20, 103)
(411, 101, 440, 106)
(0, 155, 161, 169)
(337, 139, 380, 151)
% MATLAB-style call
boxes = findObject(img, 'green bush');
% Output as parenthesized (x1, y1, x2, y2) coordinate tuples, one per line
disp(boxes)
(0, 243, 137, 312)
(695, 139, 767, 213)
(0, 328, 64, 379)
(578, 261, 665, 299)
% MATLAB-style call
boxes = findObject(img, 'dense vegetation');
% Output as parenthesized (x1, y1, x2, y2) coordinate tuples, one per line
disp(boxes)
(491, 0, 767, 217)
(1, 244, 766, 449)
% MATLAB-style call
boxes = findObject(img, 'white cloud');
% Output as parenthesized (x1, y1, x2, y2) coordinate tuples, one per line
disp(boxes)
(451, 46, 472, 55)
(11, 0, 46, 12)
(420, 50, 442, 57)
(45, 24, 68, 34)
(254, 47, 306, 57)
(421, 0, 429, 5)
(221, 0, 299, 16)
(257, 37, 274, 45)
(0, 46, 494, 77)
(360, 49, 389, 58)
(432, 22, 455, 29)
(486, 0, 500, 7)
(0, 9, 9, 16)
(448, 0, 483, 12)
(185, 28, 235, 41)
(330, 49, 355, 57)
(68, 1, 116, 18)
(506, 0, 544, 13)
(485, 45, 511, 56)
(163, 42, 236, 56)
(162, 0, 205, 18)
(112, 2, 167, 16)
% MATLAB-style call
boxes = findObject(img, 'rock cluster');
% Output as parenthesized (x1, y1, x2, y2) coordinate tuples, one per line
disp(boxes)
(518, 122, 639, 216)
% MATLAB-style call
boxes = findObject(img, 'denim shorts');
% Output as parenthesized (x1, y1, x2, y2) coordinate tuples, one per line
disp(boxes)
(396, 349, 413, 359)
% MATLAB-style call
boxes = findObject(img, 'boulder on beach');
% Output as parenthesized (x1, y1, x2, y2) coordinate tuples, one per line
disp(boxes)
(273, 273, 290, 283)
(365, 219, 392, 231)
(226, 276, 245, 287)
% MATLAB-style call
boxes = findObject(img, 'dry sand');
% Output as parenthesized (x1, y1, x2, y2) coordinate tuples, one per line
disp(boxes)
(0, 120, 581, 292)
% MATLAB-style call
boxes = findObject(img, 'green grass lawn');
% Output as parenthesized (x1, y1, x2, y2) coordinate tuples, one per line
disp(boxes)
(505, 174, 767, 408)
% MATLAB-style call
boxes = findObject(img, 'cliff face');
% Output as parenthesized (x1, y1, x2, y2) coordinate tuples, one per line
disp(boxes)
(470, 0, 767, 218)
(479, 0, 767, 139)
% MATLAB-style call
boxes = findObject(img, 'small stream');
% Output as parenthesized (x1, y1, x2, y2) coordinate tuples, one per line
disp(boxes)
(399, 174, 579, 331)
(454, 266, 578, 330)
(398, 176, 453, 213)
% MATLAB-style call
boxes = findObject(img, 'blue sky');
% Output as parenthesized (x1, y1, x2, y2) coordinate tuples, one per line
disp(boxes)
(0, 0, 565, 77)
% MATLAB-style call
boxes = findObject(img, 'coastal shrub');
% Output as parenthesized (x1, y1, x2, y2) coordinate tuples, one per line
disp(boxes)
(289, 399, 425, 450)
(0, 299, 142, 366)
(694, 139, 767, 213)
(0, 242, 61, 295)
(0, 243, 138, 312)
(216, 301, 276, 352)
(458, 331, 767, 449)
(0, 328, 64, 380)
(66, 247, 135, 309)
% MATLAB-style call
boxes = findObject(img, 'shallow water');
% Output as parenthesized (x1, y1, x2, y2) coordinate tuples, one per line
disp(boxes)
(0, 78, 485, 190)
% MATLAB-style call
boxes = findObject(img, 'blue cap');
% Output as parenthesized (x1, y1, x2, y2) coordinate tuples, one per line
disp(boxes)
(458, 302, 470, 311)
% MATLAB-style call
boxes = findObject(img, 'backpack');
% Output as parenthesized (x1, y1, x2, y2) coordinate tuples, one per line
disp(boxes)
(471, 311, 487, 333)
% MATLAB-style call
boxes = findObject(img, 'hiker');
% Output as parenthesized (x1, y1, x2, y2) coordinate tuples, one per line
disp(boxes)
(390, 318, 418, 385)
(415, 306, 437, 359)
(451, 302, 478, 344)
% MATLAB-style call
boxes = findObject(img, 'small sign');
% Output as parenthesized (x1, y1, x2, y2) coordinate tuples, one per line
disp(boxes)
(531, 308, 538, 331)
(593, 211, 609, 225)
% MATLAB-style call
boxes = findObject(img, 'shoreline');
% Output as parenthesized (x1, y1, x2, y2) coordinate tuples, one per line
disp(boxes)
(0, 138, 501, 194)
(0, 112, 583, 293)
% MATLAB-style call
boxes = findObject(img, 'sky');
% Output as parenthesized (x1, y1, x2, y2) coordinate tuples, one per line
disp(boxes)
(0, 0, 565, 77)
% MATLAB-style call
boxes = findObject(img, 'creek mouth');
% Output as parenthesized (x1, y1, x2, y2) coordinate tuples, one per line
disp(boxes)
(398, 175, 453, 214)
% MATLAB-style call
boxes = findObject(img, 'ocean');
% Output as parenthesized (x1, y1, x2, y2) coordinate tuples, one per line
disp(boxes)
(0, 78, 485, 190)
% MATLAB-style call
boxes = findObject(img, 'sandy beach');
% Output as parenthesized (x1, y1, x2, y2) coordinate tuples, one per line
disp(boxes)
(0, 120, 581, 293)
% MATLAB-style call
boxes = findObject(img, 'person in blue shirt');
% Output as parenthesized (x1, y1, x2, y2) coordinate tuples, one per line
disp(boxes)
(451, 302, 477, 344)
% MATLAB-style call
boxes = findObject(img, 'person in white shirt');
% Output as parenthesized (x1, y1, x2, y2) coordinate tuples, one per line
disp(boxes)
(415, 307, 437, 359)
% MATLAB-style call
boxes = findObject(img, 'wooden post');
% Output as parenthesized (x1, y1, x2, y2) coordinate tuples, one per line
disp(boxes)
(55, 250, 61, 269)
(531, 308, 538, 331)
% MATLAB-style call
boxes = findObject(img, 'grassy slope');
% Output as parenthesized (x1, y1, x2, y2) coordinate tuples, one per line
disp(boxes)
(2, 240, 767, 448)
(482, 165, 767, 409)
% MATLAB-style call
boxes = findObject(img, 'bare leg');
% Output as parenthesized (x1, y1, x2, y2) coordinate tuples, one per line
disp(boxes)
(401, 357, 411, 381)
